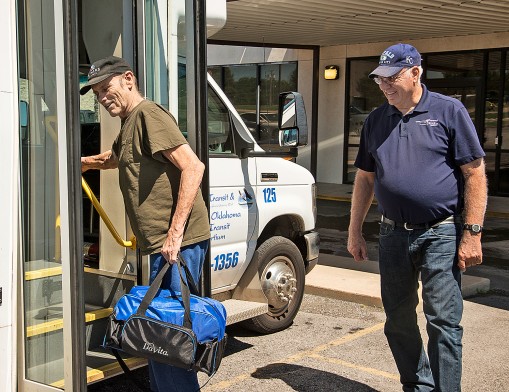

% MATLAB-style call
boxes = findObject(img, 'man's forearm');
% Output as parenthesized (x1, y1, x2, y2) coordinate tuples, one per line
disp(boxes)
(81, 150, 118, 171)
(462, 158, 487, 224)
(168, 161, 205, 238)
(349, 170, 375, 233)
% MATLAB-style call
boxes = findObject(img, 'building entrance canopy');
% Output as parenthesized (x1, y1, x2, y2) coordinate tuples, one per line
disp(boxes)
(214, 0, 509, 46)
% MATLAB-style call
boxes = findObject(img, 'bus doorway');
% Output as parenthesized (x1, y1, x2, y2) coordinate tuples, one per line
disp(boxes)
(17, 0, 141, 389)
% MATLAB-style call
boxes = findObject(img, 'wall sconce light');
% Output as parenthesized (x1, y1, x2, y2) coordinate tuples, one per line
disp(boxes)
(324, 65, 340, 80)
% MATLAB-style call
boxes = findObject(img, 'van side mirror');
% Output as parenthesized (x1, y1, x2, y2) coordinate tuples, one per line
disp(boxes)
(277, 92, 308, 147)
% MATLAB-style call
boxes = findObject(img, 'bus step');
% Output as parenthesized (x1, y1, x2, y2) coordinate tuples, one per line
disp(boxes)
(25, 306, 113, 374)
(49, 347, 147, 388)
(221, 299, 268, 325)
(26, 305, 112, 338)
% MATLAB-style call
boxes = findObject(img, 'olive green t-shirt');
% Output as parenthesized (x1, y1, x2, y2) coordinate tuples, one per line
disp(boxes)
(112, 100, 210, 255)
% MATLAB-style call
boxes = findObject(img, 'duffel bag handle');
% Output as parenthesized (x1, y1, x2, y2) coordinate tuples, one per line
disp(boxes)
(136, 254, 193, 329)
(177, 254, 200, 295)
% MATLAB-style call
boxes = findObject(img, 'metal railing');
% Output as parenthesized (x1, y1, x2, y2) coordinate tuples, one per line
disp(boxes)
(81, 176, 136, 250)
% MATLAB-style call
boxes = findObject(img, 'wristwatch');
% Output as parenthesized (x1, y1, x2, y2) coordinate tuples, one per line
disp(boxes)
(463, 223, 483, 233)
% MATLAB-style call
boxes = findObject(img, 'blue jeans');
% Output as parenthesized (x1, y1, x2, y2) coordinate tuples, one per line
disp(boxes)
(148, 240, 209, 392)
(378, 221, 463, 392)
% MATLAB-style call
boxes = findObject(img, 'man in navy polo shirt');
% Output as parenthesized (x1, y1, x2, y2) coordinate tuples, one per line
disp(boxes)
(348, 43, 487, 392)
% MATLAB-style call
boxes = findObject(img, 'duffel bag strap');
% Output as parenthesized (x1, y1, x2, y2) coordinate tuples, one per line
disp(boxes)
(136, 254, 193, 329)
(176, 254, 193, 328)
(177, 253, 200, 295)
(110, 348, 151, 391)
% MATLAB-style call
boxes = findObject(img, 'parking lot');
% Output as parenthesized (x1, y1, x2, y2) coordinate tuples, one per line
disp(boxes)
(91, 197, 509, 392)
(94, 292, 509, 392)
(201, 293, 509, 392)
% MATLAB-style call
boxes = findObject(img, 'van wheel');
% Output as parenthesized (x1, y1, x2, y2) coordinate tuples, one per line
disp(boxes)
(241, 236, 305, 334)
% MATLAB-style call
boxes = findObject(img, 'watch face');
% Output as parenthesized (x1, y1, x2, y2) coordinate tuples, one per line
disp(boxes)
(472, 224, 482, 233)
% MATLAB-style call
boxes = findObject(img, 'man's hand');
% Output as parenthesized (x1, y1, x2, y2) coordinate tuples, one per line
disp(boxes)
(347, 232, 369, 262)
(81, 150, 118, 172)
(459, 158, 487, 272)
(161, 231, 184, 264)
(458, 231, 483, 271)
(347, 169, 375, 262)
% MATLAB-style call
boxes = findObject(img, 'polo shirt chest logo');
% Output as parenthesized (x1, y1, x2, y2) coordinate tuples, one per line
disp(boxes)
(415, 119, 439, 127)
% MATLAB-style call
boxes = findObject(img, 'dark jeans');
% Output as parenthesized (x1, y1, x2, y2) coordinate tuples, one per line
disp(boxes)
(148, 240, 209, 392)
(378, 221, 463, 392)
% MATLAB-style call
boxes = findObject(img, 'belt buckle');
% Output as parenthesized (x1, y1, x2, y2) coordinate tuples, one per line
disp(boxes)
(403, 222, 413, 231)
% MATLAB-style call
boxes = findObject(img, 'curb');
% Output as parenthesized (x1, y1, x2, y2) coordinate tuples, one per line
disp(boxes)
(305, 259, 491, 308)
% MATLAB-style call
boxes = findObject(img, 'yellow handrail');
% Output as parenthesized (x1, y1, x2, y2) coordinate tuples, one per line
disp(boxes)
(81, 176, 136, 250)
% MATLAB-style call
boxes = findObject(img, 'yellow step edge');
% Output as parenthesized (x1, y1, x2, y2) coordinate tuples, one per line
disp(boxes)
(84, 267, 137, 282)
(25, 266, 62, 281)
(26, 266, 138, 282)
(26, 308, 113, 338)
(50, 357, 148, 388)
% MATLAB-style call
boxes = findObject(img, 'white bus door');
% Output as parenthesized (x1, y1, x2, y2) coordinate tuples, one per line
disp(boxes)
(17, 0, 86, 390)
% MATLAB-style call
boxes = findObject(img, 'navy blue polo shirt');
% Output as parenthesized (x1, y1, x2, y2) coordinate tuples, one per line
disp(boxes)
(355, 84, 485, 224)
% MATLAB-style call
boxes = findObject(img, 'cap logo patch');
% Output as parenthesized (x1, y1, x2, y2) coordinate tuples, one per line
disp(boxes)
(89, 64, 100, 78)
(406, 56, 414, 64)
(380, 50, 395, 65)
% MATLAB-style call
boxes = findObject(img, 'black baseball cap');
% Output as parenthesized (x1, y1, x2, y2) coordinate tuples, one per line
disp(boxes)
(79, 56, 133, 95)
(369, 43, 422, 78)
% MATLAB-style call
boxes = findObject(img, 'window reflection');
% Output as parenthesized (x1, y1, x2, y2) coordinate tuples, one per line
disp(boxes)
(500, 53, 509, 193)
(209, 62, 297, 147)
(425, 53, 484, 79)
(346, 59, 385, 183)
(208, 88, 232, 154)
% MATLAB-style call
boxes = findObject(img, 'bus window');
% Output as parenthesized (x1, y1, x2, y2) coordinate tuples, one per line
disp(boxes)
(208, 87, 232, 154)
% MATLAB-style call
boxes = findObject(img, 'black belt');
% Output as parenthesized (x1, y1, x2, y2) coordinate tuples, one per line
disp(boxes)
(381, 215, 461, 231)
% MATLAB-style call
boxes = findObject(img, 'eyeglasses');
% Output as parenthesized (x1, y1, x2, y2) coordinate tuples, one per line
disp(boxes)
(373, 68, 411, 85)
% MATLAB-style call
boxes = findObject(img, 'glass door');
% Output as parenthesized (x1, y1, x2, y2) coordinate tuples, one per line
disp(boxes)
(425, 80, 483, 134)
(425, 79, 488, 182)
(498, 94, 509, 194)
(18, 0, 65, 387)
(424, 50, 509, 195)
(17, 0, 85, 390)
(492, 51, 509, 195)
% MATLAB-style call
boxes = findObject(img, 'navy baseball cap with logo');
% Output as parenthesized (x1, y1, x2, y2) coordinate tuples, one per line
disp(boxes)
(369, 43, 422, 79)
(80, 56, 133, 95)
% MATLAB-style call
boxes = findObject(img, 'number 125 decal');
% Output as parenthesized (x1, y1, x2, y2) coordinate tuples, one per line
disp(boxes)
(263, 187, 277, 203)
(212, 252, 239, 271)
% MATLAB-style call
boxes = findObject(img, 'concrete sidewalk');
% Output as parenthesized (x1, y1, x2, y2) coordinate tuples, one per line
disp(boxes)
(305, 254, 491, 308)
(310, 181, 509, 307)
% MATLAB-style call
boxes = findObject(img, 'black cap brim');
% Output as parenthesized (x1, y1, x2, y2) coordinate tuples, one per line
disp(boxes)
(79, 72, 119, 95)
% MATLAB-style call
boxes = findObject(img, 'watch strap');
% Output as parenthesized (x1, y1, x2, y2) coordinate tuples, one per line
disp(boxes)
(463, 223, 483, 233)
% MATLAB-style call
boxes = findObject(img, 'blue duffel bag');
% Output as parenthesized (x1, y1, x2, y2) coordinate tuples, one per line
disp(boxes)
(103, 254, 227, 376)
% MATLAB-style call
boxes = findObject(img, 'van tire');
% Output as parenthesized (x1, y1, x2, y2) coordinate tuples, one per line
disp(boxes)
(241, 236, 305, 334)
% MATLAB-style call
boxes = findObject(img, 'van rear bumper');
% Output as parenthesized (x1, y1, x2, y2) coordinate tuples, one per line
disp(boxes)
(304, 231, 320, 274)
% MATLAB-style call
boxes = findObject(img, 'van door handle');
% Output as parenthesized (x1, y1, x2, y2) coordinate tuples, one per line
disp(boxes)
(261, 173, 278, 182)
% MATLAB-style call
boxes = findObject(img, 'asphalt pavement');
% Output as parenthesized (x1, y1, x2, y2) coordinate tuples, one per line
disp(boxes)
(88, 183, 509, 391)
(89, 292, 509, 392)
